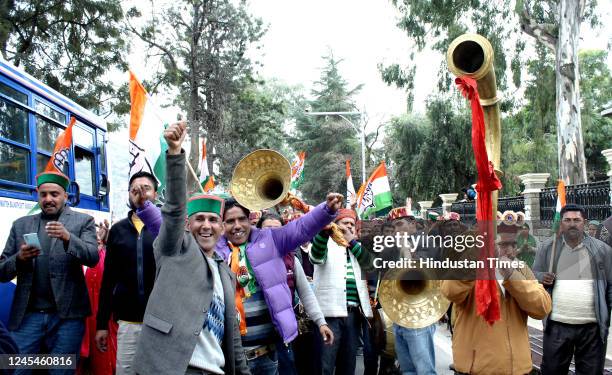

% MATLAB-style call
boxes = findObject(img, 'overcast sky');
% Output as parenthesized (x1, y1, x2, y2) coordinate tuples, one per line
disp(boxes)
(244, 0, 611, 131)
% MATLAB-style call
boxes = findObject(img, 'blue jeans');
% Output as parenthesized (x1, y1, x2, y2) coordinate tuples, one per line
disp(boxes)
(275, 338, 297, 375)
(393, 323, 436, 375)
(248, 349, 279, 375)
(10, 312, 84, 375)
(318, 309, 362, 375)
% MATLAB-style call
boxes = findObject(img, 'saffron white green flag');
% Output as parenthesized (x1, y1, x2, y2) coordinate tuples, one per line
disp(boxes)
(290, 151, 306, 191)
(346, 159, 356, 208)
(128, 71, 168, 199)
(356, 162, 393, 219)
(198, 139, 215, 192)
(552, 179, 566, 233)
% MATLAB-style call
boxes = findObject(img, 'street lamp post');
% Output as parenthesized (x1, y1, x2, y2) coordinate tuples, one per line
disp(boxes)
(305, 111, 366, 184)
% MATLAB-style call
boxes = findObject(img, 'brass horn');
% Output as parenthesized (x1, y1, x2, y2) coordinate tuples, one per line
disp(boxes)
(230, 149, 292, 211)
(378, 268, 450, 330)
(447, 33, 502, 220)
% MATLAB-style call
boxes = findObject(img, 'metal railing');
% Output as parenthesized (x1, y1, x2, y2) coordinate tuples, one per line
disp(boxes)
(540, 180, 611, 225)
(498, 196, 525, 214)
(451, 201, 476, 225)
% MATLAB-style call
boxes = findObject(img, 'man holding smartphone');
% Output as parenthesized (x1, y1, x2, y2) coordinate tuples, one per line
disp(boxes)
(0, 171, 98, 374)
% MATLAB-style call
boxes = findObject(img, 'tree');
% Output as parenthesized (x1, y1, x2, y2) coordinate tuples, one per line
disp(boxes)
(501, 47, 612, 195)
(0, 0, 128, 123)
(382, 0, 600, 184)
(214, 79, 298, 184)
(384, 96, 476, 205)
(578, 49, 612, 180)
(518, 0, 597, 184)
(292, 53, 363, 203)
(126, 0, 264, 184)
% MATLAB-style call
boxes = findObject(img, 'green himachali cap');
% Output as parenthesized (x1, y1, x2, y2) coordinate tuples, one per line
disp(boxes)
(36, 171, 70, 191)
(187, 194, 225, 218)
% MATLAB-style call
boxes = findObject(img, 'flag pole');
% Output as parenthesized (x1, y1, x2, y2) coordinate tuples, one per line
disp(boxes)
(177, 114, 205, 194)
(187, 161, 205, 194)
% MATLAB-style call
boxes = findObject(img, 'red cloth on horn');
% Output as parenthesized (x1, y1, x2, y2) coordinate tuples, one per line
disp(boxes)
(455, 76, 502, 325)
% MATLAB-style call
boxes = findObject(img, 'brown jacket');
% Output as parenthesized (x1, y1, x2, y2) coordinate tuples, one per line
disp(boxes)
(441, 267, 551, 375)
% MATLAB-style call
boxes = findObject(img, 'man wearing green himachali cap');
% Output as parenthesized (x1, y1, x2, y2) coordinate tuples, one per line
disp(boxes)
(0, 170, 98, 369)
(133, 121, 250, 375)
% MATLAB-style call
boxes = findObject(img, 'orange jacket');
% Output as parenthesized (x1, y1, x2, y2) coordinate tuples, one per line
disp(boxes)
(441, 267, 551, 375)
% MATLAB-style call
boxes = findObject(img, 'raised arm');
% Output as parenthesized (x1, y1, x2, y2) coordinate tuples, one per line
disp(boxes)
(155, 122, 188, 257)
(309, 231, 330, 265)
(271, 193, 341, 255)
(136, 201, 162, 237)
(504, 273, 552, 319)
(440, 280, 475, 305)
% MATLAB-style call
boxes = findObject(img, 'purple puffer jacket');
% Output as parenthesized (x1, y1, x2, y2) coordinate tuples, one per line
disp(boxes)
(216, 202, 336, 343)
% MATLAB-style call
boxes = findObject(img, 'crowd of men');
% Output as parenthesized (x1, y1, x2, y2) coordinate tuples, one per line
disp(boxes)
(1, 121, 612, 375)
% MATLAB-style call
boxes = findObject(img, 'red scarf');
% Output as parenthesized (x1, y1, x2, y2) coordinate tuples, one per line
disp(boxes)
(456, 76, 502, 325)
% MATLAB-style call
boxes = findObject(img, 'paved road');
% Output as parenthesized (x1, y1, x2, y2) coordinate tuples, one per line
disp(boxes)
(354, 322, 454, 374)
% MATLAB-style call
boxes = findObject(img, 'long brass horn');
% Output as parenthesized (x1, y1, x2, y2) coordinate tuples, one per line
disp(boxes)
(230, 149, 292, 211)
(447, 33, 502, 219)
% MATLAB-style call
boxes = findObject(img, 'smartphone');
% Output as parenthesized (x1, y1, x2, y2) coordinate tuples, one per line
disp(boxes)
(23, 233, 42, 250)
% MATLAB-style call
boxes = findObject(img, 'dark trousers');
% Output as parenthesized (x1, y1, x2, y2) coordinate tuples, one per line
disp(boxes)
(541, 320, 605, 375)
(362, 317, 379, 375)
(318, 309, 362, 375)
(276, 338, 298, 375)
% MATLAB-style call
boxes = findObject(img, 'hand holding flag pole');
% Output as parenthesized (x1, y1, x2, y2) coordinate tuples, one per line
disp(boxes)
(165, 117, 204, 194)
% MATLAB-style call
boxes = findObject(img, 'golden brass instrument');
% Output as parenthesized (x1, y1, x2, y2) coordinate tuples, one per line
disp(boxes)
(378, 33, 502, 350)
(447, 33, 502, 218)
(230, 149, 292, 211)
(229, 149, 348, 245)
(378, 268, 450, 330)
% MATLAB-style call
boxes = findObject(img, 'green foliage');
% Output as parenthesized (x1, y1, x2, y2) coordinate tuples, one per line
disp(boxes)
(579, 49, 612, 181)
(292, 53, 363, 202)
(501, 46, 612, 194)
(384, 96, 476, 204)
(215, 79, 298, 184)
(0, 0, 128, 121)
(127, 0, 265, 172)
(381, 0, 517, 99)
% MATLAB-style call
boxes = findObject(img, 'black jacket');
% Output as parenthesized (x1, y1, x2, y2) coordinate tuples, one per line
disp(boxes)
(96, 212, 156, 329)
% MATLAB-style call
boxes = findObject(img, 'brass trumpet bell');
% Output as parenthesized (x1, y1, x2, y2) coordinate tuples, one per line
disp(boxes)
(230, 149, 292, 211)
(378, 268, 450, 329)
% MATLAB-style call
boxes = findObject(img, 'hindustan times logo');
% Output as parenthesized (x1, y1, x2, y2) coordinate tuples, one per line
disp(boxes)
(372, 233, 486, 253)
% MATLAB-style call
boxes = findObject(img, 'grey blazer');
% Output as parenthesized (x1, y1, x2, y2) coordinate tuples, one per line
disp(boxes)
(0, 206, 99, 330)
(133, 151, 250, 375)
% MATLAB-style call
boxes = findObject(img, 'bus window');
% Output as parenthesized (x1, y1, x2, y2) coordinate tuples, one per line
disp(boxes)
(75, 147, 95, 196)
(0, 81, 27, 105)
(36, 153, 69, 176)
(0, 142, 29, 189)
(36, 115, 63, 153)
(73, 124, 94, 149)
(0, 99, 29, 145)
(35, 99, 66, 124)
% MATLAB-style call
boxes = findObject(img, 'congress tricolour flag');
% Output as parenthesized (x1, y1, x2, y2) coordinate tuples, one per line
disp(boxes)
(290, 151, 306, 191)
(28, 116, 76, 214)
(46, 116, 75, 173)
(346, 159, 356, 208)
(552, 179, 567, 234)
(356, 162, 393, 219)
(198, 139, 215, 193)
(128, 71, 168, 198)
